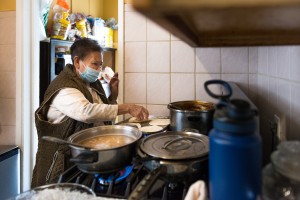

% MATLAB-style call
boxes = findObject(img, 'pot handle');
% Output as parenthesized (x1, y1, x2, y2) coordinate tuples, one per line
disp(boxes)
(128, 167, 162, 200)
(69, 153, 98, 164)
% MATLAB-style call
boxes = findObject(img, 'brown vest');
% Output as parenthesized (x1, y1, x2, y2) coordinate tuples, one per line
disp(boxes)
(31, 64, 108, 188)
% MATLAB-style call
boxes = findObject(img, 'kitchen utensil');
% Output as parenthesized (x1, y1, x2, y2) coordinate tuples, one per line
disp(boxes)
(168, 100, 215, 135)
(42, 136, 90, 149)
(66, 125, 142, 174)
(128, 131, 209, 200)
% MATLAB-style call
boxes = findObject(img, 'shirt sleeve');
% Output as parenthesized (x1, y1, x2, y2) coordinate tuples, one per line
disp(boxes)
(51, 88, 118, 123)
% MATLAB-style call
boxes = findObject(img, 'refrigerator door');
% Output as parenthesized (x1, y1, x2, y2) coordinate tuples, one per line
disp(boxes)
(0, 145, 20, 199)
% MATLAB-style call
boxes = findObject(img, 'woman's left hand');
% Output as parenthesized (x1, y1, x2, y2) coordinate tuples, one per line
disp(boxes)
(109, 72, 119, 103)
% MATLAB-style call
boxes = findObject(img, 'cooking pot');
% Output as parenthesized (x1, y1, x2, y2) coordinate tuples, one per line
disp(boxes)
(168, 100, 215, 135)
(64, 125, 142, 174)
(128, 131, 209, 200)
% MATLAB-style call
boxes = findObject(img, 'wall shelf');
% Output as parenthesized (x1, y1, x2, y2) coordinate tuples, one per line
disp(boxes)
(132, 0, 300, 47)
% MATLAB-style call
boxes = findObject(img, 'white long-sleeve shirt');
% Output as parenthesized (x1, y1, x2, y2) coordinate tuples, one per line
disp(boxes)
(47, 84, 118, 126)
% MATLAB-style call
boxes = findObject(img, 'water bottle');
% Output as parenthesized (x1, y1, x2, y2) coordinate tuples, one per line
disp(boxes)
(204, 80, 262, 200)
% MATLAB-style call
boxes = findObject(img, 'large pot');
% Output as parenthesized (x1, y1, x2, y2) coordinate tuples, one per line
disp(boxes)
(168, 100, 215, 135)
(67, 125, 142, 174)
(128, 131, 209, 200)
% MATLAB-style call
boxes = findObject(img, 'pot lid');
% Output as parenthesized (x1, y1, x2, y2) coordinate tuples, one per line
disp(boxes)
(140, 132, 209, 160)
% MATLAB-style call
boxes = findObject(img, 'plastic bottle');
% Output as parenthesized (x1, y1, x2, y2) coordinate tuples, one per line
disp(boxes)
(262, 141, 300, 200)
(204, 80, 262, 200)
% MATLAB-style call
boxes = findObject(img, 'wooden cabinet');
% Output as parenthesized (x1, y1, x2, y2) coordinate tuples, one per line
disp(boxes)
(132, 0, 300, 47)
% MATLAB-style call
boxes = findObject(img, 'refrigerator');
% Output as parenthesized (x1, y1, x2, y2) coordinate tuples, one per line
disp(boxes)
(39, 38, 117, 104)
(0, 145, 20, 199)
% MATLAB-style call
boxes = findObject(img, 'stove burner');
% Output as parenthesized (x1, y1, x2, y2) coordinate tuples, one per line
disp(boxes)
(97, 165, 133, 186)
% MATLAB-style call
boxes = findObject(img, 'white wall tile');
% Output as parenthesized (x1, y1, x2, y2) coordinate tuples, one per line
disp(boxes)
(171, 34, 180, 41)
(171, 73, 195, 102)
(249, 47, 258, 74)
(0, 72, 16, 98)
(124, 4, 134, 12)
(124, 73, 146, 103)
(196, 73, 221, 103)
(221, 47, 248, 73)
(0, 99, 16, 125)
(125, 42, 146, 72)
(290, 46, 300, 82)
(0, 125, 16, 145)
(147, 104, 170, 117)
(221, 74, 249, 95)
(125, 12, 146, 42)
(0, 17, 16, 45)
(147, 20, 170, 41)
(258, 47, 268, 75)
(0, 11, 15, 18)
(196, 48, 221, 73)
(290, 82, 300, 140)
(171, 41, 195, 72)
(268, 47, 277, 77)
(147, 73, 170, 104)
(0, 44, 16, 72)
(147, 42, 170, 72)
(249, 74, 258, 106)
(277, 46, 290, 79)
(266, 77, 279, 117)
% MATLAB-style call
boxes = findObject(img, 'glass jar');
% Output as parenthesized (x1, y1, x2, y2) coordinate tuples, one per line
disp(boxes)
(262, 141, 300, 200)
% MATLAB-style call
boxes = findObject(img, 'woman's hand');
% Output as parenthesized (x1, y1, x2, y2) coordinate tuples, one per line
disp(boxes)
(108, 72, 119, 103)
(118, 104, 149, 120)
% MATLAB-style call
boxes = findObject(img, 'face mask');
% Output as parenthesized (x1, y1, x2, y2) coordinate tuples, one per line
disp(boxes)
(79, 62, 101, 83)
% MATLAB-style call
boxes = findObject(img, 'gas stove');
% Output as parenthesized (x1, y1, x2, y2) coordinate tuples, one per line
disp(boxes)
(56, 160, 208, 200)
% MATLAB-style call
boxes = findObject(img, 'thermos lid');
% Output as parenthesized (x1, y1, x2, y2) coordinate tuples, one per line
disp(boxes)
(204, 80, 257, 134)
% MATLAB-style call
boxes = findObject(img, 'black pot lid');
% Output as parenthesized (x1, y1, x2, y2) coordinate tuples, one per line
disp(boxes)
(140, 131, 209, 160)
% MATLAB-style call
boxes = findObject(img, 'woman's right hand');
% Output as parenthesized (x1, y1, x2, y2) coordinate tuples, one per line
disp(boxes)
(118, 104, 149, 120)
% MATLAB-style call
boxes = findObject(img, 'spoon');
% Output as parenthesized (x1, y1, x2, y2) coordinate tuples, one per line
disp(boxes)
(42, 136, 90, 149)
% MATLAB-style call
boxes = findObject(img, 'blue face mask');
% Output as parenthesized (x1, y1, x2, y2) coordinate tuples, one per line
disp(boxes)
(79, 63, 101, 83)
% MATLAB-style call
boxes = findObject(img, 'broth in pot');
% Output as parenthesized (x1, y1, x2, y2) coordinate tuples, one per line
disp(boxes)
(78, 134, 135, 150)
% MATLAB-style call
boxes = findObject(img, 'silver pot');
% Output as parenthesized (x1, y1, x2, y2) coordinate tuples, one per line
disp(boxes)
(67, 125, 142, 174)
(129, 131, 209, 200)
(168, 100, 215, 135)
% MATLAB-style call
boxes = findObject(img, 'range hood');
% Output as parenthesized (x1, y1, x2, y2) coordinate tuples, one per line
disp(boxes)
(132, 0, 300, 47)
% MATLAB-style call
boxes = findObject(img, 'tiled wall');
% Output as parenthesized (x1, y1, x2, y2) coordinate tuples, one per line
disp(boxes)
(124, 4, 257, 116)
(124, 4, 300, 163)
(0, 11, 16, 144)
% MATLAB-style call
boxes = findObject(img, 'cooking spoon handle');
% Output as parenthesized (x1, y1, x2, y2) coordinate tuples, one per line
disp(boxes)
(42, 136, 87, 149)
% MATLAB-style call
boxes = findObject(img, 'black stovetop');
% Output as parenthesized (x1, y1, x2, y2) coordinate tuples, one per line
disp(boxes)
(57, 160, 207, 200)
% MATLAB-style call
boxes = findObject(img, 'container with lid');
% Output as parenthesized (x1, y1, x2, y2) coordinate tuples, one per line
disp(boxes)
(262, 141, 300, 200)
(204, 79, 262, 200)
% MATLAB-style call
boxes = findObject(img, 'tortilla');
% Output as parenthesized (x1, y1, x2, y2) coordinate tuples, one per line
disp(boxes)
(122, 123, 142, 129)
(149, 118, 170, 126)
(139, 125, 163, 133)
(129, 117, 151, 123)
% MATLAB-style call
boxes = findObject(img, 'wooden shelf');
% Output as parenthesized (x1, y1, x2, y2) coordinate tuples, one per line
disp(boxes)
(132, 0, 300, 47)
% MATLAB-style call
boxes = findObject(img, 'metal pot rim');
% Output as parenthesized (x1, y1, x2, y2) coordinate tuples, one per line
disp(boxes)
(67, 125, 143, 151)
(168, 100, 215, 112)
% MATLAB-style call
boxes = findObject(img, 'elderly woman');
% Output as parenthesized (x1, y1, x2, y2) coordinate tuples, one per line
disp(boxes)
(32, 38, 149, 187)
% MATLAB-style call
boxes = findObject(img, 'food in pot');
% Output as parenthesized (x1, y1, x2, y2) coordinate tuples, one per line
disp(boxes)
(149, 119, 170, 126)
(174, 102, 214, 111)
(78, 135, 135, 149)
(139, 125, 163, 133)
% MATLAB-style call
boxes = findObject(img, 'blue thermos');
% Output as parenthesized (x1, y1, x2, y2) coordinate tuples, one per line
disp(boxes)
(204, 80, 262, 200)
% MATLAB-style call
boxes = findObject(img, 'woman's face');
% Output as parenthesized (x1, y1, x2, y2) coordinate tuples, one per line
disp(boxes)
(74, 51, 103, 73)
